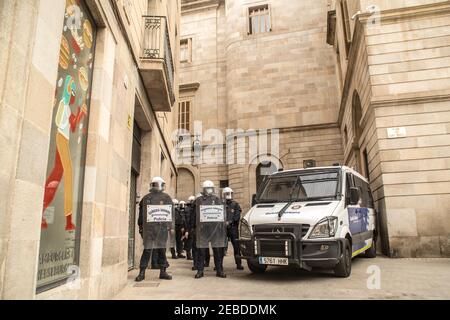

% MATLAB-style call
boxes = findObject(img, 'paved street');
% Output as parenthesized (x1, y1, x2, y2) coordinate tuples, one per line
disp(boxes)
(114, 249, 450, 300)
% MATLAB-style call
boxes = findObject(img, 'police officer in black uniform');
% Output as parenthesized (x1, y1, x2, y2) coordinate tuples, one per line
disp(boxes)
(135, 177, 173, 282)
(190, 194, 211, 271)
(223, 187, 244, 270)
(183, 196, 195, 260)
(170, 199, 180, 259)
(175, 201, 187, 258)
(194, 181, 227, 279)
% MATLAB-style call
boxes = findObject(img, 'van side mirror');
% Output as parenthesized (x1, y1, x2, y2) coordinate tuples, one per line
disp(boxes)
(251, 194, 257, 207)
(349, 187, 360, 205)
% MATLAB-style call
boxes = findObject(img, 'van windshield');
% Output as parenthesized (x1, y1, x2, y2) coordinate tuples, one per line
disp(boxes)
(257, 170, 340, 203)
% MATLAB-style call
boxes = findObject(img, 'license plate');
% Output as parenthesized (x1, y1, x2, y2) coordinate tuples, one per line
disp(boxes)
(259, 257, 289, 266)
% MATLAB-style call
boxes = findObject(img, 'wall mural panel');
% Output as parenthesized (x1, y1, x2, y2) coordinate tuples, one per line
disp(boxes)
(38, 0, 96, 290)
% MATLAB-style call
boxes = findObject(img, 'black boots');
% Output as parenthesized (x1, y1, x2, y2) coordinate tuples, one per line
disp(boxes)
(171, 248, 178, 259)
(186, 252, 193, 260)
(216, 271, 227, 278)
(195, 271, 204, 279)
(177, 253, 186, 259)
(136, 268, 172, 281)
(159, 268, 172, 280)
(237, 264, 244, 270)
(135, 268, 146, 282)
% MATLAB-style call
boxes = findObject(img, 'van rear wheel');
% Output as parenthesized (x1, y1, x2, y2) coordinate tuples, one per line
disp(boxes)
(334, 239, 352, 278)
(247, 259, 268, 274)
(364, 235, 377, 258)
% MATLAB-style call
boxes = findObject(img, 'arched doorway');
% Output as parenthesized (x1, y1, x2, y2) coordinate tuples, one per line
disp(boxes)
(176, 168, 195, 201)
(256, 161, 279, 192)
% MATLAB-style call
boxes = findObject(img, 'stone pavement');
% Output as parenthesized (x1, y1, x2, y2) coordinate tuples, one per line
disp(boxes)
(114, 251, 450, 300)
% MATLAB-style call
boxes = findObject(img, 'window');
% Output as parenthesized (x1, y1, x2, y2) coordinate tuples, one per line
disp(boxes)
(220, 180, 229, 189)
(178, 100, 191, 132)
(180, 38, 191, 63)
(344, 126, 348, 146)
(248, 4, 271, 35)
(38, 0, 96, 291)
(354, 176, 374, 209)
(363, 149, 370, 181)
(258, 170, 341, 203)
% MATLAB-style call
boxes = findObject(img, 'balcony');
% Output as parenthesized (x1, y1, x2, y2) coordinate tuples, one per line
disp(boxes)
(140, 16, 175, 112)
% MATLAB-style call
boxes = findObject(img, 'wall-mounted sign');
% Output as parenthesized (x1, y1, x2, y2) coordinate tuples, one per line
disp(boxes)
(387, 127, 407, 139)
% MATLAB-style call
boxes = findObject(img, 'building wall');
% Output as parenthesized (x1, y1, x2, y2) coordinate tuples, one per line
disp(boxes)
(333, 0, 450, 257)
(0, 0, 180, 299)
(225, 0, 339, 130)
(177, 0, 344, 208)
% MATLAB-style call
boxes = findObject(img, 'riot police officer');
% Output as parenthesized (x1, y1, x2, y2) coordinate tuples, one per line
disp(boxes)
(184, 196, 195, 260)
(136, 177, 174, 282)
(170, 199, 180, 259)
(190, 194, 211, 271)
(194, 181, 227, 279)
(223, 187, 244, 270)
(176, 201, 187, 258)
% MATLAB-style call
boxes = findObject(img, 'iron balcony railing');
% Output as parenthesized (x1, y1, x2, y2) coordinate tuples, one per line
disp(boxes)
(141, 15, 175, 105)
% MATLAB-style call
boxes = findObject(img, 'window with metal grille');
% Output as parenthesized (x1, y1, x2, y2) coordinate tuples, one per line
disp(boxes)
(248, 4, 271, 35)
(178, 100, 191, 132)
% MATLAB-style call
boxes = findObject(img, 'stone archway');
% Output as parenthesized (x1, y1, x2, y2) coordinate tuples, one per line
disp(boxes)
(248, 154, 284, 201)
(176, 165, 199, 201)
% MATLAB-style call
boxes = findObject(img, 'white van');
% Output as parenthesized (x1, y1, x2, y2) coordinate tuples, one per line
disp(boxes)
(238, 166, 377, 278)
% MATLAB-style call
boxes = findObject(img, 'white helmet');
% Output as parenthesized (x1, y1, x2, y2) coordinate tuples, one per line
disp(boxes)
(179, 201, 186, 209)
(173, 199, 179, 206)
(202, 180, 215, 195)
(223, 187, 233, 200)
(151, 177, 165, 192)
(188, 196, 195, 203)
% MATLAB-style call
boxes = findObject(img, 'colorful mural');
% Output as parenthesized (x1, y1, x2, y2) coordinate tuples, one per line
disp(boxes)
(38, 0, 96, 289)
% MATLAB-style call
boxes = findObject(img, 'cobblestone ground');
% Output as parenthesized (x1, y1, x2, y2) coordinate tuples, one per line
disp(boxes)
(114, 250, 450, 300)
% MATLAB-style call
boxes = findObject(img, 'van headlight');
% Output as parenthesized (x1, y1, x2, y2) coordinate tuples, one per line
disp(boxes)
(309, 217, 338, 239)
(239, 219, 252, 240)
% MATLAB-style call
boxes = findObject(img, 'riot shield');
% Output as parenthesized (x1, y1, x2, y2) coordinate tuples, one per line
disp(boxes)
(196, 196, 227, 249)
(142, 192, 175, 249)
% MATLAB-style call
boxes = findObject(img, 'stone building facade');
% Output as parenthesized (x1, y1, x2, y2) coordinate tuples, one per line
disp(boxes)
(176, 0, 450, 258)
(176, 0, 344, 207)
(0, 0, 180, 299)
(328, 0, 450, 257)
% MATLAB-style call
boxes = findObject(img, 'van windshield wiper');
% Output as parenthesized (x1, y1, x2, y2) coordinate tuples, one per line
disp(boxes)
(277, 177, 302, 220)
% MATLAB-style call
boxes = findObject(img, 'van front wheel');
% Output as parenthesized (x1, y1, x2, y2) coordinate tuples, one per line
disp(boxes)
(334, 239, 352, 278)
(247, 259, 268, 274)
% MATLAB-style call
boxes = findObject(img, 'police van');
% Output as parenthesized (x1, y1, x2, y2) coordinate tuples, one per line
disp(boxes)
(238, 166, 377, 278)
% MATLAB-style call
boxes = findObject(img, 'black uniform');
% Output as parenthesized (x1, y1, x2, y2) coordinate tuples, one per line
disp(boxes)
(175, 206, 186, 255)
(189, 200, 211, 269)
(137, 190, 172, 271)
(183, 204, 193, 258)
(225, 199, 242, 267)
(194, 193, 226, 274)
